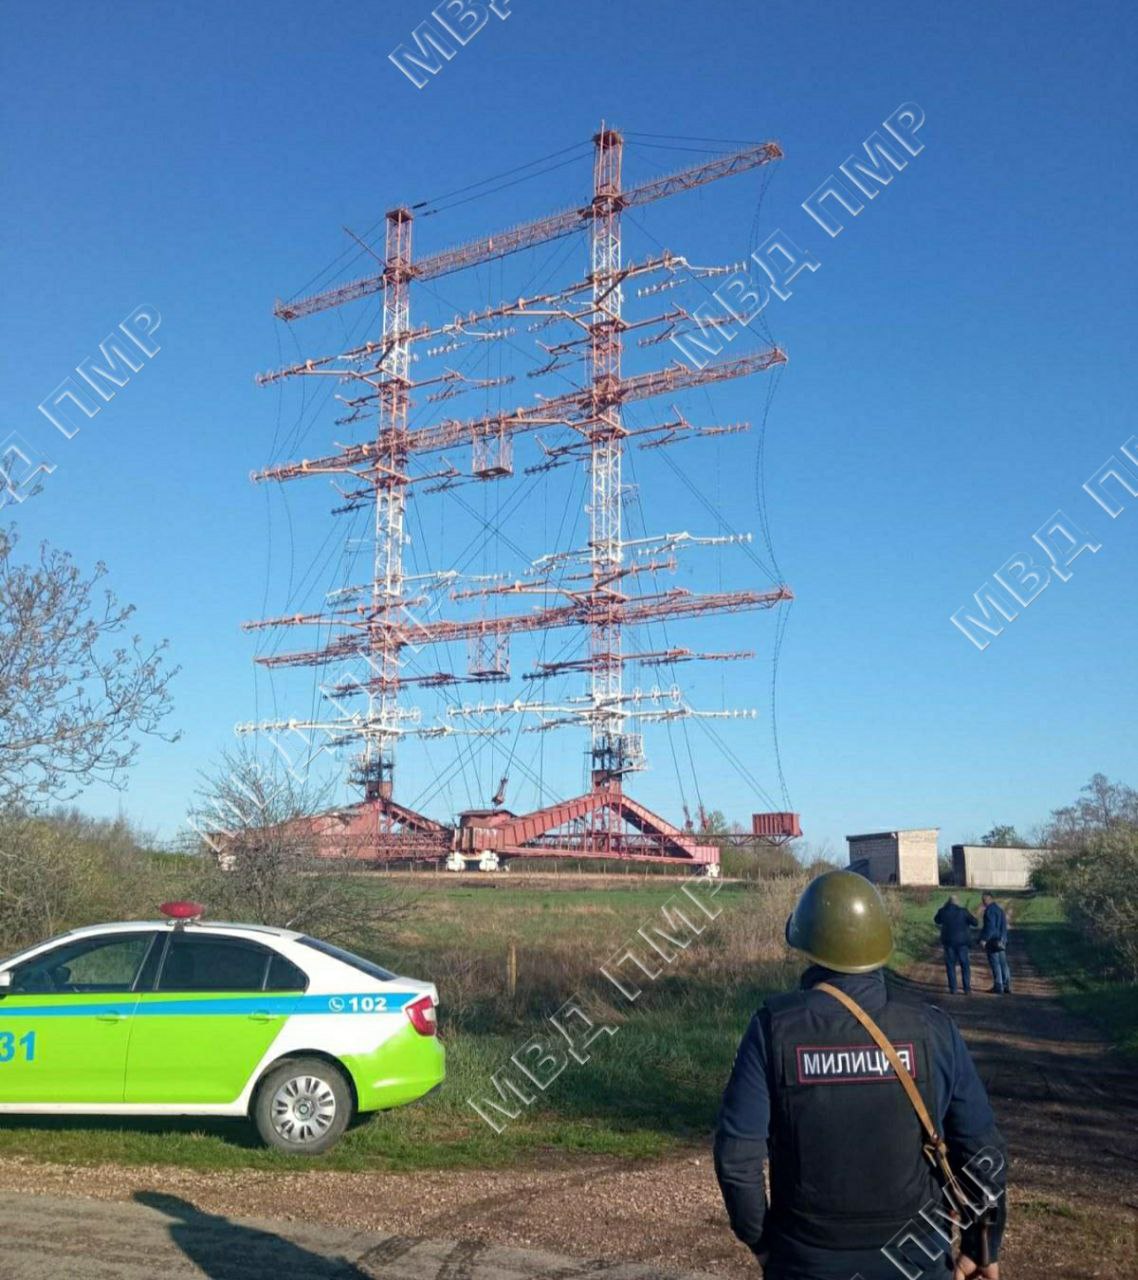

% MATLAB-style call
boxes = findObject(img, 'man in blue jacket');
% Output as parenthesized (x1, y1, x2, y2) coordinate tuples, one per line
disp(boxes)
(979, 892, 1011, 994)
(934, 895, 978, 995)
(714, 871, 1006, 1279)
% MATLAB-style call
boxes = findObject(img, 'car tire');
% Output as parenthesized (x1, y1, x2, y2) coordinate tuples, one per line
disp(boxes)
(253, 1057, 353, 1155)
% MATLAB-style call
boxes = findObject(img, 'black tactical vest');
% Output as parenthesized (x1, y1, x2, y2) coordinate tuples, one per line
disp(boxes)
(764, 988, 942, 1250)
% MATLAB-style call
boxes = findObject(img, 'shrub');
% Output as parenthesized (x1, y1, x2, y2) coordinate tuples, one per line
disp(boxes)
(719, 842, 803, 880)
(1025, 776, 1138, 980)
(692, 875, 806, 983)
(0, 810, 176, 951)
(1057, 828, 1138, 980)
(1029, 850, 1074, 896)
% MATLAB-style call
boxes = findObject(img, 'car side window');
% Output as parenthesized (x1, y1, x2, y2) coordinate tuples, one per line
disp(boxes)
(11, 933, 156, 995)
(134, 933, 168, 992)
(265, 953, 309, 992)
(156, 933, 299, 993)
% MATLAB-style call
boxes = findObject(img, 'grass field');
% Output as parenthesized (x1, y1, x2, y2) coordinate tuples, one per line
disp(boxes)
(3, 875, 1133, 1171)
(0, 875, 803, 1171)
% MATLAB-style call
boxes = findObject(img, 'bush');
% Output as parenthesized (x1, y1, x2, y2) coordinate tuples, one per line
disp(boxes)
(1029, 851, 1073, 896)
(800, 857, 840, 879)
(719, 842, 803, 880)
(1057, 828, 1138, 980)
(0, 811, 178, 951)
(1030, 775, 1138, 981)
(697, 875, 806, 982)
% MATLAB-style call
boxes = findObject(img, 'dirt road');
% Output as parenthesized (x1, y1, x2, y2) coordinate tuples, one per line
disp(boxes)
(0, 1190, 718, 1279)
(904, 927, 1138, 1276)
(0, 927, 1134, 1278)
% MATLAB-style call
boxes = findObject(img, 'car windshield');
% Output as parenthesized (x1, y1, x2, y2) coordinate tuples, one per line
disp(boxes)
(298, 936, 396, 982)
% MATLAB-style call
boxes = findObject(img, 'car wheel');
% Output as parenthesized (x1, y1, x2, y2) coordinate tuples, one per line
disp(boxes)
(253, 1057, 353, 1155)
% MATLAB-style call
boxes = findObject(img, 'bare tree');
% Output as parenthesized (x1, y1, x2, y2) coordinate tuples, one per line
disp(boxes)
(1045, 773, 1138, 850)
(1031, 775, 1138, 978)
(0, 527, 178, 810)
(186, 748, 410, 949)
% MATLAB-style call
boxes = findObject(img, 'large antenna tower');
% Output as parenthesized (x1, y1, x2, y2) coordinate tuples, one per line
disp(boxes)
(239, 124, 798, 872)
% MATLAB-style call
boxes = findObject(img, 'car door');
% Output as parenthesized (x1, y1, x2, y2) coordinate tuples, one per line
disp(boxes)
(0, 931, 157, 1104)
(124, 931, 306, 1105)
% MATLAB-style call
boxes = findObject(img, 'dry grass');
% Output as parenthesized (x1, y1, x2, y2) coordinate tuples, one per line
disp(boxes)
(390, 876, 812, 1034)
(694, 875, 807, 976)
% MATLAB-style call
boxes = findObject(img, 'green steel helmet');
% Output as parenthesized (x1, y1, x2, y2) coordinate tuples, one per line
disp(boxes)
(785, 870, 893, 973)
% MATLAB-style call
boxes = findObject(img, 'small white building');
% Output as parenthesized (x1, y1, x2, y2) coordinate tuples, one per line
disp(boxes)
(847, 828, 940, 886)
(952, 845, 1040, 889)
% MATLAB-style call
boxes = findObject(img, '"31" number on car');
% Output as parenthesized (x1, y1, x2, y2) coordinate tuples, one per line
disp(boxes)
(0, 1032, 35, 1064)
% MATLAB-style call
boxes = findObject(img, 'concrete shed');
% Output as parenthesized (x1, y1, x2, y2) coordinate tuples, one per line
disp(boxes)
(952, 845, 1040, 889)
(846, 828, 940, 886)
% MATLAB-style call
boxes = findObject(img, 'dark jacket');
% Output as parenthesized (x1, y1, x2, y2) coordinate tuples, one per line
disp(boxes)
(714, 966, 1007, 1279)
(979, 901, 1009, 950)
(934, 900, 977, 947)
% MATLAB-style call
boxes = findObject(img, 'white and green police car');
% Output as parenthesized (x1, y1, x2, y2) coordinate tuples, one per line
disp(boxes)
(0, 902, 444, 1154)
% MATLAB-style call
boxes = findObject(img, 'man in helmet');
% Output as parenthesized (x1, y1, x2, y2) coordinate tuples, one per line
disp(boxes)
(714, 870, 1007, 1280)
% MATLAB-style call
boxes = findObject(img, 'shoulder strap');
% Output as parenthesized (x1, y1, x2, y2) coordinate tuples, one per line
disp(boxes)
(815, 982, 938, 1140)
(815, 981, 971, 1216)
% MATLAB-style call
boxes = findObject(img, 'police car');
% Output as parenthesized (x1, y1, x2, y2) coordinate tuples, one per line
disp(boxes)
(0, 902, 444, 1154)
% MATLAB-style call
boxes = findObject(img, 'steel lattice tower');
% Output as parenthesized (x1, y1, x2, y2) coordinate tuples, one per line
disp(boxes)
(239, 123, 797, 870)
(588, 128, 627, 786)
(361, 206, 413, 810)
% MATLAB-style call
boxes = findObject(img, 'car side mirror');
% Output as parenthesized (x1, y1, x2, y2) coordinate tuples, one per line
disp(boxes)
(0, 971, 11, 994)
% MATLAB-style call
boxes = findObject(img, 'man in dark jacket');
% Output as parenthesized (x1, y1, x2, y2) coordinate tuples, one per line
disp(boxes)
(979, 893, 1011, 994)
(934, 895, 978, 994)
(715, 871, 1006, 1279)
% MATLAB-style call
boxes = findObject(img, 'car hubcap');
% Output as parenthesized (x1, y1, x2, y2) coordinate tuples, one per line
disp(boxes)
(271, 1075, 337, 1144)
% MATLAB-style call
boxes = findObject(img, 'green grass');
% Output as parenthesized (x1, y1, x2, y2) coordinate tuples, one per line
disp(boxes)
(1011, 894, 1138, 1055)
(889, 888, 1138, 1056)
(6, 876, 1131, 1171)
(0, 877, 793, 1171)
(372, 880, 709, 952)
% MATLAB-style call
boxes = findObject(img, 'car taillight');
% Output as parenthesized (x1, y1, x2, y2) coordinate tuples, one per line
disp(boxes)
(406, 994, 437, 1036)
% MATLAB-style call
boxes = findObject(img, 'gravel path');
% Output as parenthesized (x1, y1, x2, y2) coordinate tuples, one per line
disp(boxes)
(0, 1189, 720, 1279)
(0, 1150, 747, 1277)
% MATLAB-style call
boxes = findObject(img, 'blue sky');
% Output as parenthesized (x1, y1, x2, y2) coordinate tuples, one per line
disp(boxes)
(2, 1, 1135, 856)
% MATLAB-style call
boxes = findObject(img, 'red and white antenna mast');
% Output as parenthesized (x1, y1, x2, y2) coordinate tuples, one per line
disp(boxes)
(240, 123, 795, 868)
(588, 125, 631, 786)
(363, 206, 413, 811)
